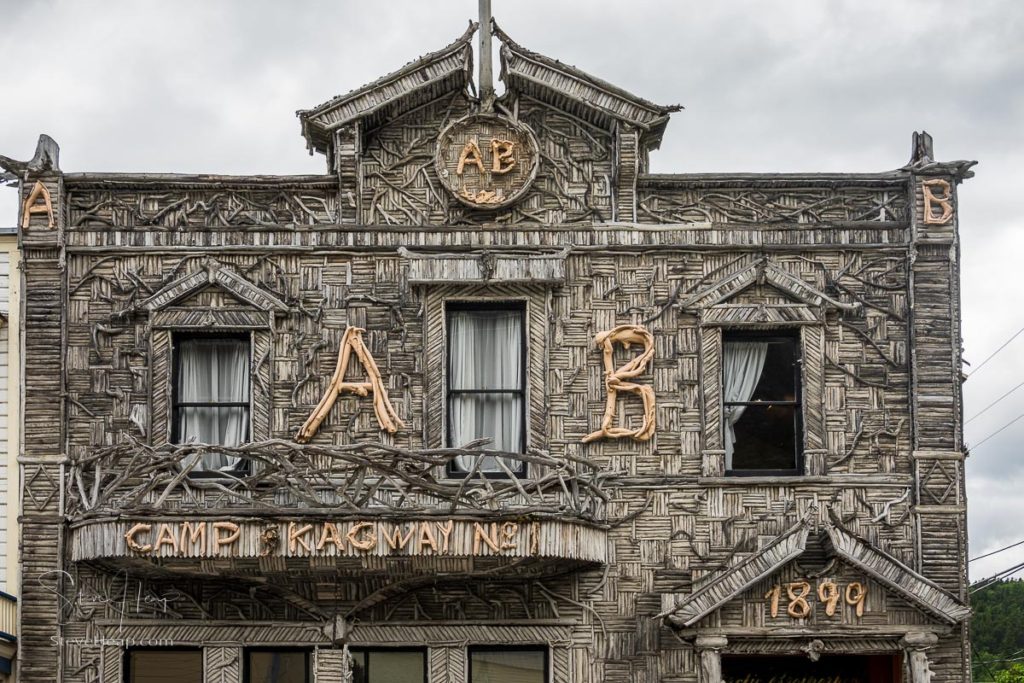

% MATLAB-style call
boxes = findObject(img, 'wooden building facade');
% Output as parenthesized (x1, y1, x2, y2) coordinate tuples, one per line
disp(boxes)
(3, 21, 977, 683)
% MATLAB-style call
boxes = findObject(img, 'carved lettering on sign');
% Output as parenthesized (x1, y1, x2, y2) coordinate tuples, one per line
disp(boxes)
(922, 178, 954, 224)
(457, 140, 485, 175)
(296, 326, 404, 442)
(119, 519, 537, 558)
(125, 523, 153, 553)
(583, 325, 656, 443)
(435, 114, 539, 209)
(765, 579, 869, 618)
(490, 139, 516, 174)
(212, 522, 240, 552)
(22, 180, 55, 229)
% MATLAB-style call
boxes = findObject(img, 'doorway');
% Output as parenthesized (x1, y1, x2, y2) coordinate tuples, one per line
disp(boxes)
(722, 654, 901, 682)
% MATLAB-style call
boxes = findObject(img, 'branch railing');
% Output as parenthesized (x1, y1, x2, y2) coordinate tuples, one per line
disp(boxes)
(66, 437, 611, 523)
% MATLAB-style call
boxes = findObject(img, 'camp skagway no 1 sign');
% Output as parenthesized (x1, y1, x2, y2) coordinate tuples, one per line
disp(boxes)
(435, 113, 540, 208)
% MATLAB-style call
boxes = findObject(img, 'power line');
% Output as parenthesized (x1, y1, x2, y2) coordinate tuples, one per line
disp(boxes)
(966, 378, 1024, 424)
(971, 412, 1024, 450)
(968, 324, 1024, 377)
(972, 538, 1024, 563)
(971, 560, 1024, 594)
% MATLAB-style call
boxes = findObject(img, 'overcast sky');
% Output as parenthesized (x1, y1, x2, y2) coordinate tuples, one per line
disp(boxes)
(1, 0, 1021, 582)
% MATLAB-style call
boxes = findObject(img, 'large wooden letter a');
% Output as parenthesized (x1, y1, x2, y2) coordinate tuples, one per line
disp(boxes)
(295, 327, 404, 442)
(582, 324, 656, 443)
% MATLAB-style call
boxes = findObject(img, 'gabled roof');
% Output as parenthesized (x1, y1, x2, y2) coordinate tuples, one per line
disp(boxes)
(141, 259, 288, 312)
(660, 516, 813, 627)
(659, 520, 970, 627)
(494, 23, 681, 147)
(826, 524, 971, 625)
(680, 257, 861, 313)
(297, 23, 477, 154)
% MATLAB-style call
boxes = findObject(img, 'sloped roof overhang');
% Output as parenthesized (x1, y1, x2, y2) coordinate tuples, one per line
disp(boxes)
(297, 23, 478, 155)
(494, 23, 681, 148)
(658, 520, 970, 628)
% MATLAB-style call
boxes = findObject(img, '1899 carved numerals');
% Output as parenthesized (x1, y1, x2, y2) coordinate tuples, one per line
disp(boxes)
(764, 580, 866, 618)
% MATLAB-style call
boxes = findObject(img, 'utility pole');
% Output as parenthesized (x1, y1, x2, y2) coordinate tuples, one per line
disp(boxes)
(478, 0, 494, 109)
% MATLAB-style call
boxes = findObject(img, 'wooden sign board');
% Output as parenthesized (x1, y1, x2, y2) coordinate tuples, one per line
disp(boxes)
(70, 517, 608, 564)
(435, 114, 539, 209)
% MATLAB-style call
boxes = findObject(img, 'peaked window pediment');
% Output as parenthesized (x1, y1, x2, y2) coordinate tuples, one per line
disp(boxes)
(658, 518, 969, 628)
(141, 259, 288, 313)
(681, 258, 860, 325)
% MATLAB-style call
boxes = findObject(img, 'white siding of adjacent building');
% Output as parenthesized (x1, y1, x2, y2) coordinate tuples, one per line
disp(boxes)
(0, 236, 20, 596)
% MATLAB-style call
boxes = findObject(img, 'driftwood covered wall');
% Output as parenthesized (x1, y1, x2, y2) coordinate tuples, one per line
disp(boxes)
(8, 24, 976, 683)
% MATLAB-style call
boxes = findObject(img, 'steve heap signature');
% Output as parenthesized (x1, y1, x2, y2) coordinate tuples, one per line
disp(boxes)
(36, 569, 190, 626)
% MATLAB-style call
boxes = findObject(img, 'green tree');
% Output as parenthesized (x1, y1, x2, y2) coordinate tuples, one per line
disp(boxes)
(994, 663, 1024, 683)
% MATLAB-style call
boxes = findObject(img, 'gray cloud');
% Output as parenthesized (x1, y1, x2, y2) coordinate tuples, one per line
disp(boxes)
(1, 0, 1020, 581)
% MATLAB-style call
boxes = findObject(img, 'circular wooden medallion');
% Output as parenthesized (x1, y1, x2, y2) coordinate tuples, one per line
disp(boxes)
(435, 114, 539, 209)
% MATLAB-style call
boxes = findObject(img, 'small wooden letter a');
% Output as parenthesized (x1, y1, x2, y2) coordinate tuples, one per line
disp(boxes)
(21, 180, 54, 229)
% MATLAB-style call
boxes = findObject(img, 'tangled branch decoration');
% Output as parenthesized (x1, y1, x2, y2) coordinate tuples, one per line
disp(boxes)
(66, 438, 611, 523)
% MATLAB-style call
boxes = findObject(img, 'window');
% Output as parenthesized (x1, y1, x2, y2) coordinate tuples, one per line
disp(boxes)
(125, 649, 202, 683)
(446, 302, 526, 475)
(350, 648, 427, 683)
(469, 647, 547, 683)
(172, 334, 251, 472)
(245, 649, 310, 683)
(723, 332, 802, 474)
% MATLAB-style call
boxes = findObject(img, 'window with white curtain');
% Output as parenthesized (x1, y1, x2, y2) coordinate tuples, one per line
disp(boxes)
(446, 302, 526, 475)
(723, 332, 802, 474)
(173, 335, 251, 473)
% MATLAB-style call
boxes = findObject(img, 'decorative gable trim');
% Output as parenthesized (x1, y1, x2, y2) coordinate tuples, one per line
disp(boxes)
(658, 519, 970, 628)
(659, 517, 812, 627)
(399, 247, 567, 285)
(680, 258, 860, 315)
(494, 23, 680, 148)
(298, 23, 476, 154)
(825, 524, 971, 625)
(141, 259, 288, 313)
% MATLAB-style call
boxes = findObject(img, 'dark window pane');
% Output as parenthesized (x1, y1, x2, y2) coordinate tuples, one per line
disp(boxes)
(449, 310, 523, 391)
(730, 405, 798, 471)
(747, 339, 797, 402)
(247, 652, 308, 683)
(351, 650, 425, 683)
(470, 649, 546, 683)
(129, 650, 202, 683)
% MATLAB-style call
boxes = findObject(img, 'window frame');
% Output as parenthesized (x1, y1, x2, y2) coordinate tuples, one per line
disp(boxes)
(170, 331, 253, 478)
(243, 647, 311, 683)
(467, 645, 550, 683)
(722, 330, 804, 477)
(348, 646, 428, 683)
(123, 647, 204, 683)
(444, 300, 528, 479)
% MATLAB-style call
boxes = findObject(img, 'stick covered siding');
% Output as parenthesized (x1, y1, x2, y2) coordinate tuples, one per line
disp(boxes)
(3, 21, 975, 683)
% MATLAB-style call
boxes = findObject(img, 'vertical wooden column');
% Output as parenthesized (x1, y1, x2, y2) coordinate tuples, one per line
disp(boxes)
(613, 123, 639, 222)
(694, 635, 727, 683)
(902, 632, 938, 683)
(101, 645, 123, 682)
(907, 162, 971, 682)
(334, 123, 362, 224)
(700, 327, 725, 476)
(315, 647, 348, 683)
(204, 646, 242, 683)
(429, 647, 465, 683)
(17, 170, 66, 683)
